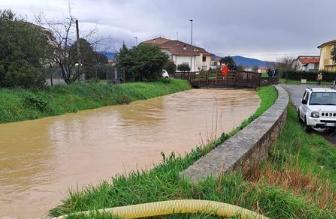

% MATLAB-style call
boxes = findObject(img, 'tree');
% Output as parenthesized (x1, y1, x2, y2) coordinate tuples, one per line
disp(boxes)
(219, 56, 236, 70)
(331, 45, 336, 64)
(163, 61, 176, 74)
(38, 15, 97, 84)
(252, 65, 259, 72)
(117, 44, 169, 81)
(236, 65, 245, 71)
(96, 53, 108, 65)
(177, 63, 190, 72)
(70, 39, 109, 80)
(275, 56, 296, 72)
(0, 10, 52, 88)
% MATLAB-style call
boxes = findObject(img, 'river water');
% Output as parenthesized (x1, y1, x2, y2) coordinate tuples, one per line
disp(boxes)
(0, 89, 259, 218)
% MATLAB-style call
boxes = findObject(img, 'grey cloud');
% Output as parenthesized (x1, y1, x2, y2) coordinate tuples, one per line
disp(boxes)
(1, 0, 335, 60)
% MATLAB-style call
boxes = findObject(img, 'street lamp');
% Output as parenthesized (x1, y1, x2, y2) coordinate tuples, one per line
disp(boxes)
(189, 19, 193, 72)
(189, 19, 193, 45)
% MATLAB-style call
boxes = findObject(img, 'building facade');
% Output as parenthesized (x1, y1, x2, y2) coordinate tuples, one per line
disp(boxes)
(142, 37, 212, 72)
(318, 40, 336, 72)
(292, 56, 320, 72)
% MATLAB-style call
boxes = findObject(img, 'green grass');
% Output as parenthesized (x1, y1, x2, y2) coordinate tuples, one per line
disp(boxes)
(267, 104, 336, 187)
(49, 86, 287, 219)
(0, 79, 190, 123)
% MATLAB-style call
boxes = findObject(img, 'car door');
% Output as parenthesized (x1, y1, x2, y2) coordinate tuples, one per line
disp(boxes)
(300, 91, 310, 119)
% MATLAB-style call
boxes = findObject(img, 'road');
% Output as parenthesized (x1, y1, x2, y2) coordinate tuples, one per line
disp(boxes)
(281, 84, 336, 144)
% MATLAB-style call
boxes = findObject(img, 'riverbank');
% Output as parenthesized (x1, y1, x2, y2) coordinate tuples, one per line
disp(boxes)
(50, 86, 288, 218)
(256, 105, 336, 212)
(0, 79, 190, 124)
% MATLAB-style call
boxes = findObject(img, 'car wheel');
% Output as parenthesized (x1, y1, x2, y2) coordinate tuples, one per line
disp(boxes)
(297, 111, 303, 123)
(303, 117, 312, 132)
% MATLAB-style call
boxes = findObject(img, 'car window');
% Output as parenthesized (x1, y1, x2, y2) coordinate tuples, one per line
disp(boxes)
(302, 91, 309, 103)
(309, 92, 336, 105)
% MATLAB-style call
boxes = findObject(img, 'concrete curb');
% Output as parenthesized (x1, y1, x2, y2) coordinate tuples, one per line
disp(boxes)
(181, 85, 289, 182)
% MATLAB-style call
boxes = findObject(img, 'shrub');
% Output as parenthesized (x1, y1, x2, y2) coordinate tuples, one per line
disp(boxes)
(23, 93, 49, 112)
(163, 61, 176, 74)
(116, 44, 169, 82)
(177, 63, 190, 72)
(159, 77, 171, 84)
(0, 10, 52, 88)
(282, 71, 336, 81)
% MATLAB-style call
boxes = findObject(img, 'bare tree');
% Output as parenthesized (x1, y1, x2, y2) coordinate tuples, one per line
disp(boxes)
(36, 14, 97, 84)
(275, 56, 296, 72)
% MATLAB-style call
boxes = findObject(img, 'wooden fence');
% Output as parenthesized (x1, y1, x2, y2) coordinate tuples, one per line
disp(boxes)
(172, 71, 278, 88)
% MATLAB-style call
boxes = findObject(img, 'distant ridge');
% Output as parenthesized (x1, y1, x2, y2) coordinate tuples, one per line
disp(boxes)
(232, 56, 273, 68)
(100, 51, 117, 60)
(100, 52, 272, 67)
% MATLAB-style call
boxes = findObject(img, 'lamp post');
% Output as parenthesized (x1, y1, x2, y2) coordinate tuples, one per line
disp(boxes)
(189, 19, 193, 72)
(189, 19, 193, 45)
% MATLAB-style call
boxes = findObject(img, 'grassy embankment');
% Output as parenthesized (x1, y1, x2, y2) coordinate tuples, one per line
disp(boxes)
(50, 86, 306, 219)
(0, 79, 190, 124)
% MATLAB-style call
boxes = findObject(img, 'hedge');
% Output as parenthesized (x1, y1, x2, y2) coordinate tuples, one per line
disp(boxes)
(282, 71, 336, 81)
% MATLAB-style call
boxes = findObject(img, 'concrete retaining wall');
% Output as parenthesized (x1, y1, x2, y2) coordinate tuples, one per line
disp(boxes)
(181, 85, 289, 182)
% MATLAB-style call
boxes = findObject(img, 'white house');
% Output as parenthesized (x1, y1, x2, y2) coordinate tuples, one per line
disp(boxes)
(142, 37, 212, 72)
(292, 56, 320, 72)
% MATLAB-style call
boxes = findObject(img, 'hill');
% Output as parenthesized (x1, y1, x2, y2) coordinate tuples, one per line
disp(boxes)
(100, 51, 117, 60)
(232, 56, 273, 68)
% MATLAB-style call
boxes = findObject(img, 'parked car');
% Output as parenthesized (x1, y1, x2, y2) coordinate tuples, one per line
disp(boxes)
(298, 87, 336, 131)
(162, 69, 169, 78)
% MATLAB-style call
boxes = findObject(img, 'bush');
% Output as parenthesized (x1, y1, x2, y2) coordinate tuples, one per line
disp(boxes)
(163, 61, 176, 74)
(282, 71, 336, 81)
(177, 63, 190, 72)
(116, 44, 169, 82)
(2, 61, 46, 88)
(159, 77, 172, 84)
(0, 10, 52, 88)
(95, 64, 116, 80)
(23, 93, 49, 112)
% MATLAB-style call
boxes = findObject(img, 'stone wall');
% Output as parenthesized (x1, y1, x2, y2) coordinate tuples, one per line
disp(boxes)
(181, 85, 289, 182)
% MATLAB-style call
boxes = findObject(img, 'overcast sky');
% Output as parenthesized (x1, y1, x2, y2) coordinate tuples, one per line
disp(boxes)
(1, 0, 336, 61)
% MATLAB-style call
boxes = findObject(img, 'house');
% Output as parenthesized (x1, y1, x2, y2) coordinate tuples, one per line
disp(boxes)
(292, 56, 320, 72)
(142, 37, 212, 72)
(210, 54, 221, 69)
(318, 40, 336, 72)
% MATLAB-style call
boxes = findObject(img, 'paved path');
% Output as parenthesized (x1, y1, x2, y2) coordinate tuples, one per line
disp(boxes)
(281, 84, 336, 144)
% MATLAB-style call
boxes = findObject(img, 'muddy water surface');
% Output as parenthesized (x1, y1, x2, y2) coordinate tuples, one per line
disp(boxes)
(0, 89, 259, 218)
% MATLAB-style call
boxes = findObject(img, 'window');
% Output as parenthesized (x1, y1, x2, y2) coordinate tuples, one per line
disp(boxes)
(302, 91, 309, 104)
(309, 92, 336, 105)
(202, 56, 206, 62)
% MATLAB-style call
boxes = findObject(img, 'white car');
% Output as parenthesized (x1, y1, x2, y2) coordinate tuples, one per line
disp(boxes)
(162, 69, 169, 78)
(298, 87, 336, 131)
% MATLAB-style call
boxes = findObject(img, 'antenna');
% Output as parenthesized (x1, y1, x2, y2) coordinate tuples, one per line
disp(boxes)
(68, 0, 72, 17)
(176, 32, 178, 40)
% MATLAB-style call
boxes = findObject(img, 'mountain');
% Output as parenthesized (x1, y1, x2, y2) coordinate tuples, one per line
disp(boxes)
(232, 56, 273, 68)
(100, 51, 118, 60)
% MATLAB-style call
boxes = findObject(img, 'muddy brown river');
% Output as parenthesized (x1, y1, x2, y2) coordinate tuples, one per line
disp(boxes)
(0, 89, 259, 218)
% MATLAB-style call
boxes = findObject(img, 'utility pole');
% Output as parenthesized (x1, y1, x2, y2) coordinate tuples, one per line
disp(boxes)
(189, 19, 193, 72)
(75, 19, 82, 79)
(134, 36, 138, 46)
